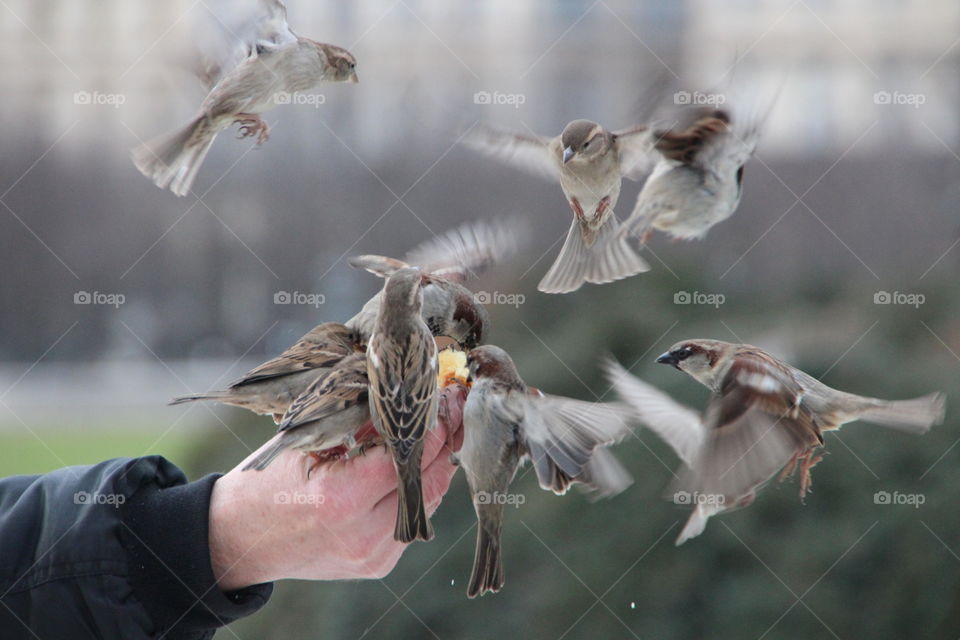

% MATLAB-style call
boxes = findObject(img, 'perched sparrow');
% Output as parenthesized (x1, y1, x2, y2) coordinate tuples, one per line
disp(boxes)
(453, 345, 633, 597)
(347, 219, 526, 347)
(367, 268, 439, 543)
(614, 108, 760, 248)
(463, 121, 655, 293)
(170, 322, 358, 423)
(607, 341, 945, 543)
(133, 0, 357, 196)
(242, 352, 370, 471)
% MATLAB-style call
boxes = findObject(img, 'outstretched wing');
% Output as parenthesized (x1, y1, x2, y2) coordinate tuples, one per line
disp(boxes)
(461, 124, 559, 183)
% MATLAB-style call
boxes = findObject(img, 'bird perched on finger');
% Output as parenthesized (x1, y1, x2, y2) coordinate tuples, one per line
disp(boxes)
(242, 352, 370, 472)
(367, 268, 440, 543)
(170, 322, 358, 423)
(452, 345, 634, 598)
(605, 341, 945, 544)
(133, 0, 358, 196)
(462, 121, 655, 293)
(613, 105, 763, 252)
(347, 218, 526, 348)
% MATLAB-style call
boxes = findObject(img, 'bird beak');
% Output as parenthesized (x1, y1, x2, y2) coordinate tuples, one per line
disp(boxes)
(656, 351, 679, 366)
(348, 72, 359, 83)
(562, 146, 574, 164)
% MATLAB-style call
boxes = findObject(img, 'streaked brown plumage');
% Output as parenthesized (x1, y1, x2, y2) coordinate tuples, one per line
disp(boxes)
(367, 268, 439, 543)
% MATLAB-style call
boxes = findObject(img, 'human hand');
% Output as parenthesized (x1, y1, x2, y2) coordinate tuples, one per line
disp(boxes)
(208, 383, 467, 591)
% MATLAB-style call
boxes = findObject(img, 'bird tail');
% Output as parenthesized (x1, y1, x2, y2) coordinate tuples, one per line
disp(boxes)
(393, 452, 434, 543)
(857, 392, 945, 434)
(168, 391, 231, 406)
(675, 504, 719, 546)
(132, 115, 219, 197)
(538, 216, 649, 294)
(467, 512, 504, 598)
(242, 436, 290, 471)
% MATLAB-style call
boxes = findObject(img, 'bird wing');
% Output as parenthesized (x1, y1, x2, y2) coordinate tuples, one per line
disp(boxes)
(461, 125, 559, 183)
(279, 353, 368, 430)
(676, 350, 822, 501)
(602, 357, 704, 467)
(230, 323, 354, 387)
(508, 392, 633, 494)
(404, 218, 528, 282)
(612, 125, 658, 181)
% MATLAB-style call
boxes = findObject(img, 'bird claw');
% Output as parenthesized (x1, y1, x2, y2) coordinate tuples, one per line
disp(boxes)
(235, 115, 270, 145)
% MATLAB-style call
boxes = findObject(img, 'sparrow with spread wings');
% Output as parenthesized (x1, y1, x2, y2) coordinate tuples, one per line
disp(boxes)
(454, 345, 633, 597)
(463, 121, 655, 293)
(133, 0, 357, 196)
(605, 340, 944, 544)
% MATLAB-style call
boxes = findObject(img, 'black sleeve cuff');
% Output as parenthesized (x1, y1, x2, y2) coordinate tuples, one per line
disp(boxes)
(122, 461, 273, 638)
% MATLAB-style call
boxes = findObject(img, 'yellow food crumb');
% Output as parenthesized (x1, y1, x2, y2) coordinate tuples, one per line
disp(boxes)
(437, 348, 470, 388)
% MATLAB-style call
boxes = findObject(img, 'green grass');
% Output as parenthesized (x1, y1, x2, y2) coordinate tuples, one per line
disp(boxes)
(0, 426, 200, 477)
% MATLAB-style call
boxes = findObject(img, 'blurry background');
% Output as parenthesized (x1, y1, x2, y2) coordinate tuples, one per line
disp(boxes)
(2, 0, 960, 637)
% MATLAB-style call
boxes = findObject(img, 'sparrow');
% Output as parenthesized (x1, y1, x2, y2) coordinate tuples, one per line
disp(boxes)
(367, 267, 440, 543)
(613, 107, 761, 249)
(347, 218, 526, 348)
(133, 0, 357, 196)
(463, 121, 655, 293)
(607, 341, 945, 543)
(170, 322, 358, 423)
(452, 345, 633, 597)
(242, 352, 370, 471)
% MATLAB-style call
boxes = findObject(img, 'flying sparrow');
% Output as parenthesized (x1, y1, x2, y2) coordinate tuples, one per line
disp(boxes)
(347, 219, 526, 348)
(613, 107, 761, 250)
(367, 267, 440, 543)
(452, 345, 633, 597)
(607, 341, 944, 543)
(170, 322, 358, 423)
(133, 0, 357, 196)
(242, 352, 370, 471)
(463, 121, 655, 293)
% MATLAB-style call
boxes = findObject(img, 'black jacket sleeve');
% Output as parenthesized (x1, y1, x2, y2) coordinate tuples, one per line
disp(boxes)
(0, 456, 273, 640)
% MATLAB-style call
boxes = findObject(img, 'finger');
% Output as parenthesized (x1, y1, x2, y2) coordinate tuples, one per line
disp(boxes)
(423, 383, 468, 466)
(422, 452, 458, 516)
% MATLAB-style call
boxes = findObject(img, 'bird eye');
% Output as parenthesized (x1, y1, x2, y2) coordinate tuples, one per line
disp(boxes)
(674, 347, 693, 361)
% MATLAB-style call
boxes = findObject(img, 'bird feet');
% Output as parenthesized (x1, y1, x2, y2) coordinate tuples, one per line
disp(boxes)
(569, 198, 585, 221)
(235, 114, 270, 145)
(778, 448, 824, 499)
(594, 196, 611, 222)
